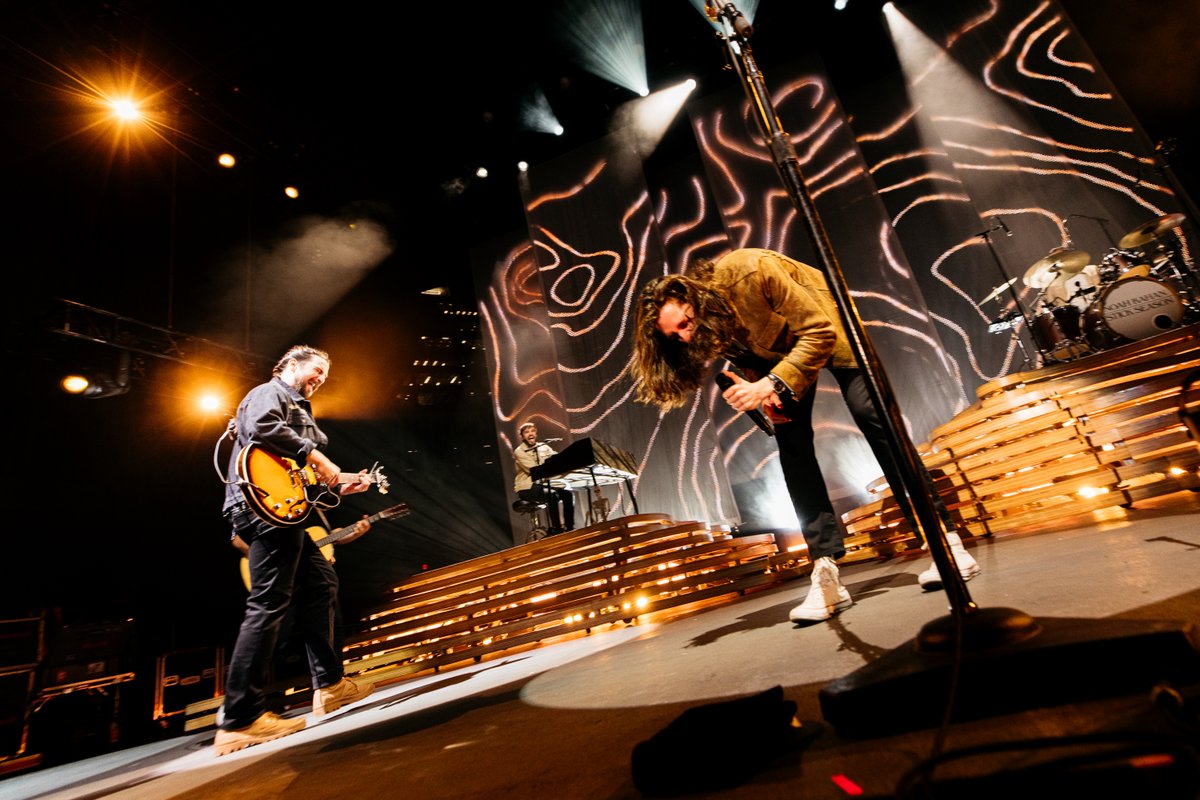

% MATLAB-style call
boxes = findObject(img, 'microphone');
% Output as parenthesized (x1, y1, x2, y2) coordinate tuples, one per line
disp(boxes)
(715, 373, 774, 437)
(995, 216, 1013, 237)
(543, 437, 563, 443)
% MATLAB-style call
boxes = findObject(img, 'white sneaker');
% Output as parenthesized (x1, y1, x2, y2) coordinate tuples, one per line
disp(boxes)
(789, 557, 853, 623)
(917, 532, 981, 591)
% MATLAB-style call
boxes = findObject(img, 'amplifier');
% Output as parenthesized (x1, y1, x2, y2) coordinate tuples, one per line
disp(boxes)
(0, 669, 35, 759)
(154, 647, 224, 720)
(0, 616, 44, 672)
(41, 620, 134, 691)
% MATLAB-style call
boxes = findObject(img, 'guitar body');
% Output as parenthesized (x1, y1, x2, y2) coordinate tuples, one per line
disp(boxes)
(308, 525, 336, 563)
(236, 444, 340, 526)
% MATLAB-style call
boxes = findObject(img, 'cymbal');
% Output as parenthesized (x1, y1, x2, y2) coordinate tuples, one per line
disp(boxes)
(1023, 248, 1090, 288)
(979, 276, 1018, 305)
(1118, 213, 1185, 249)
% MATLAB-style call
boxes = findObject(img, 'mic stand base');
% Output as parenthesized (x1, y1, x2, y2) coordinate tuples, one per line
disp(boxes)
(819, 611, 1200, 739)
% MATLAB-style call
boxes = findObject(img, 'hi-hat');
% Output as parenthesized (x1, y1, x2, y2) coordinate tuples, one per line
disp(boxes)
(1118, 213, 1185, 249)
(1023, 248, 1090, 288)
(979, 277, 1018, 305)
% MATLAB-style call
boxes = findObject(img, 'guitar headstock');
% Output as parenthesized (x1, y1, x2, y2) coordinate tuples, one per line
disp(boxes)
(369, 463, 390, 495)
(379, 502, 410, 521)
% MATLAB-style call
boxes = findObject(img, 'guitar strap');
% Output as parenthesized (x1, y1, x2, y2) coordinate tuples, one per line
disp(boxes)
(213, 416, 241, 486)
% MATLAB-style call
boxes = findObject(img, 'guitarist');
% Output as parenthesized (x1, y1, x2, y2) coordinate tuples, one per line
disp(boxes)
(216, 345, 375, 756)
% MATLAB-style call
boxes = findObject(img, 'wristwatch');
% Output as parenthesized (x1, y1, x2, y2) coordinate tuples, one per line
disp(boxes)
(767, 372, 794, 399)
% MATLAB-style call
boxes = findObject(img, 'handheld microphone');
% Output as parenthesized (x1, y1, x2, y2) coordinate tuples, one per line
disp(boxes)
(715, 373, 774, 437)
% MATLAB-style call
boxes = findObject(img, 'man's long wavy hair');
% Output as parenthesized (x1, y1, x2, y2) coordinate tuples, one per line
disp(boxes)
(631, 261, 742, 409)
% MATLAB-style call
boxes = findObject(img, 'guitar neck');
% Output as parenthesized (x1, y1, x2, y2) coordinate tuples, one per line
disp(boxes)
(312, 505, 408, 548)
(337, 472, 380, 484)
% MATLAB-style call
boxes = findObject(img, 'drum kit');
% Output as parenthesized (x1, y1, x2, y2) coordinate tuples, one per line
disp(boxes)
(999, 213, 1196, 365)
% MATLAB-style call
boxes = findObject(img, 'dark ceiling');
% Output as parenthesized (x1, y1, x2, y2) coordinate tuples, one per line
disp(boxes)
(3, 0, 1197, 329)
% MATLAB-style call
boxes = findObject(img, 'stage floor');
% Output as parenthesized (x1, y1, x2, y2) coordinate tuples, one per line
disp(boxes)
(6, 491, 1199, 800)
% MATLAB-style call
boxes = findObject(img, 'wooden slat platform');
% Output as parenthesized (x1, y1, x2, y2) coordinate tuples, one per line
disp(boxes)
(842, 324, 1200, 558)
(185, 513, 796, 729)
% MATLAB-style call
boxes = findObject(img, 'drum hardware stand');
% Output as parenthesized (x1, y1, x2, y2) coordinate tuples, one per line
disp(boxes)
(701, 1, 1200, 737)
(1066, 212, 1118, 249)
(1150, 138, 1200, 230)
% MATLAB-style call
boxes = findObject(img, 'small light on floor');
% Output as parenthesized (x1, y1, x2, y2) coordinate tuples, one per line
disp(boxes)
(831, 773, 863, 795)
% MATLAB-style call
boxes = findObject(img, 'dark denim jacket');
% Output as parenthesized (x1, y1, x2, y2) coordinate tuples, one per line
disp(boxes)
(222, 377, 329, 514)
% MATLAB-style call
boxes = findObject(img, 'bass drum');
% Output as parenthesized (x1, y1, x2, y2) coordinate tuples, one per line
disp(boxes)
(1082, 276, 1184, 351)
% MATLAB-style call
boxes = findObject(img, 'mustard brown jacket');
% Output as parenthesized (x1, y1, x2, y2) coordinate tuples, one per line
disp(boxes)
(709, 248, 857, 398)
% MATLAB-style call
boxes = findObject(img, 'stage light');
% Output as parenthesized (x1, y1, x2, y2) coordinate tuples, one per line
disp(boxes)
(217, 152, 236, 168)
(110, 98, 141, 121)
(475, 167, 488, 179)
(834, 0, 849, 10)
(555, 0, 649, 97)
(519, 84, 563, 136)
(60, 349, 132, 399)
(608, 78, 697, 160)
(518, 161, 529, 173)
(61, 375, 90, 394)
(284, 185, 299, 198)
(59, 371, 129, 399)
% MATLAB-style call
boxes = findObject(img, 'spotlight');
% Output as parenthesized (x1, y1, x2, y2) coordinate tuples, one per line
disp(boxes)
(60, 375, 91, 395)
(284, 185, 300, 199)
(217, 153, 236, 168)
(109, 98, 141, 121)
(59, 372, 129, 399)
(60, 349, 132, 399)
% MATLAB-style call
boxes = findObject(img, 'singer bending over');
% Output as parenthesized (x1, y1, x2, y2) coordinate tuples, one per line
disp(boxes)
(513, 421, 576, 535)
(630, 248, 978, 624)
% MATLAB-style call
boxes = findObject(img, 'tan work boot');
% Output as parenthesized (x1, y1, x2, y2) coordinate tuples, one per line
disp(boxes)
(313, 676, 374, 717)
(213, 711, 306, 756)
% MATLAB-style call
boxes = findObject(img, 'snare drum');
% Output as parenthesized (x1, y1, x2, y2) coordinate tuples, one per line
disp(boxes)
(1082, 276, 1184, 350)
(1031, 304, 1087, 360)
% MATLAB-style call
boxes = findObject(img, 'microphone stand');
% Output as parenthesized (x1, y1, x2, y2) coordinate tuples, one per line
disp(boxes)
(977, 225, 1039, 370)
(702, 2, 1200, 737)
(705, 0, 982, 624)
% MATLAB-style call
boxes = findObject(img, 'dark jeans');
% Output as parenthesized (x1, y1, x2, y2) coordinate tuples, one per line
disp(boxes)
(775, 367, 921, 560)
(518, 484, 575, 531)
(220, 504, 343, 730)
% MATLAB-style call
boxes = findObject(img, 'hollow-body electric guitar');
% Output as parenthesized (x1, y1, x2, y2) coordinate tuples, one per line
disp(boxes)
(236, 443, 389, 526)
(239, 502, 410, 590)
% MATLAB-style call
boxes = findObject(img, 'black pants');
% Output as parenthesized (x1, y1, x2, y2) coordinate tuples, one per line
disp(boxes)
(221, 505, 343, 730)
(775, 367, 920, 560)
(518, 484, 575, 531)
